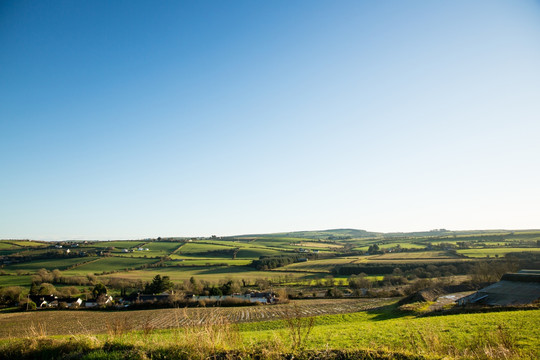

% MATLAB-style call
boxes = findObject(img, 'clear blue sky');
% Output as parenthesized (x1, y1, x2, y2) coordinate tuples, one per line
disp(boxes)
(1, 1, 540, 240)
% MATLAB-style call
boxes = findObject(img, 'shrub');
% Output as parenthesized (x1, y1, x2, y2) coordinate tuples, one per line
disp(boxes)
(19, 299, 36, 311)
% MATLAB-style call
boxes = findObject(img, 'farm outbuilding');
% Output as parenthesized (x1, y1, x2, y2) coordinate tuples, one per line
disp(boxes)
(29, 294, 57, 308)
(457, 270, 540, 306)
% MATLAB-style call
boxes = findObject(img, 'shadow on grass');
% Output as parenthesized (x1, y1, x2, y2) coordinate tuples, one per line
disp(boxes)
(366, 302, 412, 321)
(195, 265, 257, 275)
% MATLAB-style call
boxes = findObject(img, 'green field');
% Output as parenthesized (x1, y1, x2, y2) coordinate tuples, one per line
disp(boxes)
(109, 241, 183, 258)
(3, 257, 98, 272)
(0, 275, 33, 287)
(4, 240, 47, 248)
(366, 251, 459, 261)
(177, 242, 233, 255)
(0, 243, 17, 250)
(239, 307, 540, 358)
(61, 256, 158, 275)
(100, 266, 313, 283)
(280, 257, 357, 272)
(165, 258, 252, 266)
(236, 247, 283, 259)
(143, 241, 182, 253)
(354, 242, 426, 251)
(84, 240, 145, 249)
(457, 247, 540, 258)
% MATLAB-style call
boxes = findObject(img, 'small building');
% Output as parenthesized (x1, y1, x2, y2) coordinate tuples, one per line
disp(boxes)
(185, 292, 277, 304)
(84, 295, 113, 308)
(248, 291, 276, 304)
(136, 294, 170, 303)
(53, 297, 83, 308)
(29, 294, 57, 308)
(457, 270, 540, 306)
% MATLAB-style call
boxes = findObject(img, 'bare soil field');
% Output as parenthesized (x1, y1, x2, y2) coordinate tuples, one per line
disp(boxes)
(0, 298, 392, 338)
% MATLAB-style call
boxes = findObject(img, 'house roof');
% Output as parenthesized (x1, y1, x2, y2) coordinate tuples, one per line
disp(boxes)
(136, 294, 170, 302)
(29, 295, 57, 302)
(56, 297, 81, 303)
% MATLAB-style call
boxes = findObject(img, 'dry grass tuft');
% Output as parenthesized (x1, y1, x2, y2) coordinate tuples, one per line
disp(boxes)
(27, 321, 47, 338)
(407, 322, 524, 359)
(106, 315, 132, 337)
(282, 302, 315, 352)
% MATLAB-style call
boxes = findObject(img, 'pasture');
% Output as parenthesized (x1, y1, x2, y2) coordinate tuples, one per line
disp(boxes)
(165, 258, 252, 266)
(353, 242, 425, 251)
(3, 257, 98, 272)
(279, 257, 358, 272)
(62, 256, 158, 275)
(0, 275, 32, 287)
(0, 243, 18, 250)
(365, 251, 459, 261)
(457, 247, 540, 258)
(240, 306, 540, 358)
(100, 266, 313, 283)
(6, 240, 47, 247)
(84, 240, 145, 249)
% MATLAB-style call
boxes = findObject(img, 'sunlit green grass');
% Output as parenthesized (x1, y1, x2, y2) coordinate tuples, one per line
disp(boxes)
(0, 275, 33, 287)
(237, 307, 540, 356)
(85, 240, 144, 249)
(457, 247, 540, 258)
(0, 242, 18, 250)
(62, 256, 157, 275)
(3, 257, 98, 272)
(280, 257, 357, 272)
(353, 242, 426, 251)
(165, 258, 252, 266)
(6, 240, 48, 247)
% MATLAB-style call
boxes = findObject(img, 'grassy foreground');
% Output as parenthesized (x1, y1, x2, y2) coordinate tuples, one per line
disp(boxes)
(1, 305, 538, 359)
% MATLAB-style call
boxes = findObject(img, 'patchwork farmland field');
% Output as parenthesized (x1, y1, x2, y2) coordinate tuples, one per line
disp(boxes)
(5, 240, 47, 248)
(0, 229, 539, 359)
(0, 243, 18, 250)
(85, 241, 147, 249)
(280, 257, 358, 272)
(165, 258, 252, 266)
(100, 266, 313, 283)
(1, 229, 539, 287)
(365, 251, 461, 261)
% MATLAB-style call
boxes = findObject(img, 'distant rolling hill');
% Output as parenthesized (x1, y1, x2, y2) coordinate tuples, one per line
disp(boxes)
(229, 228, 381, 239)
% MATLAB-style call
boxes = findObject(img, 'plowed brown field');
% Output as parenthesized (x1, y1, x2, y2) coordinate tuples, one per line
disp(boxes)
(0, 298, 392, 338)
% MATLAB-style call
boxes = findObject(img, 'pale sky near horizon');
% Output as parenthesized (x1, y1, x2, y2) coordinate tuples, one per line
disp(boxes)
(1, 1, 540, 240)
